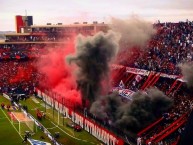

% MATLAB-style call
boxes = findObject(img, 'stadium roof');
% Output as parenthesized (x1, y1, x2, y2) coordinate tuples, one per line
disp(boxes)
(0, 41, 69, 44)
(4, 33, 31, 36)
(30, 23, 108, 28)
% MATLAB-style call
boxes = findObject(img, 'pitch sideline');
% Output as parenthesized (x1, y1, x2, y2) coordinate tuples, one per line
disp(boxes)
(0, 108, 24, 140)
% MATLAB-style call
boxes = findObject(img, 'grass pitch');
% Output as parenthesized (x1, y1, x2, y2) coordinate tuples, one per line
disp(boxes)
(0, 95, 52, 145)
(19, 96, 102, 145)
(0, 95, 102, 145)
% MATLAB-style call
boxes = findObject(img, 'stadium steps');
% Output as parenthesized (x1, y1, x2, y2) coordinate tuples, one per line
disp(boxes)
(137, 117, 164, 136)
(112, 67, 126, 85)
(145, 112, 188, 144)
(141, 72, 155, 90)
(154, 119, 186, 143)
(124, 73, 135, 85)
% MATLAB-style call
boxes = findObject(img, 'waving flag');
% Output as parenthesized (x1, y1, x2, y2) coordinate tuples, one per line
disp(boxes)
(119, 80, 125, 89)
(135, 74, 142, 82)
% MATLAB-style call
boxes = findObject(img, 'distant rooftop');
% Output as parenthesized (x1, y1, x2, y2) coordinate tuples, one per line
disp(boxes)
(31, 22, 107, 28)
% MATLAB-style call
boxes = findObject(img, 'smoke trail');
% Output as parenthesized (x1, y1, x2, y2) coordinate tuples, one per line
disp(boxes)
(67, 31, 120, 105)
(111, 16, 156, 64)
(111, 16, 156, 48)
(179, 62, 193, 87)
(116, 88, 173, 132)
(90, 88, 173, 133)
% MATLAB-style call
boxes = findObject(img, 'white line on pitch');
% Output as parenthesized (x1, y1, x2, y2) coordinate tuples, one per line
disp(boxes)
(0, 108, 24, 140)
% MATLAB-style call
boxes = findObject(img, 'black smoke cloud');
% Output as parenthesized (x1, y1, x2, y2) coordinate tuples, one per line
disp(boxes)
(66, 17, 170, 134)
(67, 17, 156, 105)
(179, 62, 193, 87)
(90, 88, 173, 133)
(90, 92, 123, 121)
(67, 31, 120, 105)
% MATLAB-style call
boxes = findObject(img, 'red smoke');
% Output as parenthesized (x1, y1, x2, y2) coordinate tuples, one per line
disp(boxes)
(37, 40, 82, 107)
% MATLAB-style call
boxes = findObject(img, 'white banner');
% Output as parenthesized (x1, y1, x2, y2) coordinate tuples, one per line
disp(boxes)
(112, 64, 182, 80)
(3, 93, 10, 100)
(112, 88, 135, 100)
(35, 88, 123, 145)
(28, 139, 51, 145)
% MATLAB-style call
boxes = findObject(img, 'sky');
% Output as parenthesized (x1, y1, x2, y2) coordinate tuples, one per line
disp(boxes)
(1, 0, 193, 31)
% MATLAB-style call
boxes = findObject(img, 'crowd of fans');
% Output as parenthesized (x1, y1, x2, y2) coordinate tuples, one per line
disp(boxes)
(5, 34, 62, 42)
(123, 21, 193, 75)
(0, 44, 47, 60)
(0, 60, 38, 94)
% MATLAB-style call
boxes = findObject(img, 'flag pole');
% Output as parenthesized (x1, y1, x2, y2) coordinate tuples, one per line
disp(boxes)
(62, 97, 64, 126)
(58, 96, 59, 125)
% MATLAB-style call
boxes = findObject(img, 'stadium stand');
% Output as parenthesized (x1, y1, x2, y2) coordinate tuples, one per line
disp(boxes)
(0, 20, 192, 145)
